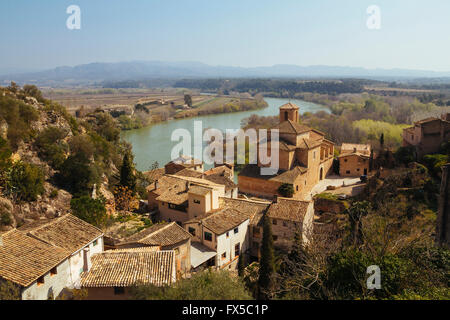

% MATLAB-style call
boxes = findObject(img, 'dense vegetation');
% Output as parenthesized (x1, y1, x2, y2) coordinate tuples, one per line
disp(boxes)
(131, 270, 252, 300)
(174, 78, 366, 95)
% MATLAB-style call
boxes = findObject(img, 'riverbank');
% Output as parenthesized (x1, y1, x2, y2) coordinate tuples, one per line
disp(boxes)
(121, 97, 329, 172)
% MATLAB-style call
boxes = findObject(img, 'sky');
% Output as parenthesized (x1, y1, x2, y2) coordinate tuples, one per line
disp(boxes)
(1, 0, 450, 73)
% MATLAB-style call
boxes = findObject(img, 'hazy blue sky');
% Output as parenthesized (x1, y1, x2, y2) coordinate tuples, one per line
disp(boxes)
(1, 0, 449, 72)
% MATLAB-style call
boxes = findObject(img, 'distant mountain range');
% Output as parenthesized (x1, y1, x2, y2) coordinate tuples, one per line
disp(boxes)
(2, 61, 450, 87)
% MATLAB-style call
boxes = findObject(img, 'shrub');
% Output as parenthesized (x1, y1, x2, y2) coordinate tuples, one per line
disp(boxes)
(131, 270, 252, 300)
(278, 183, 294, 198)
(35, 127, 68, 169)
(9, 161, 45, 201)
(70, 196, 107, 228)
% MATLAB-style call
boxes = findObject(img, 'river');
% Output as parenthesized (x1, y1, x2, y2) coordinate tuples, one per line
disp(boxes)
(121, 97, 329, 172)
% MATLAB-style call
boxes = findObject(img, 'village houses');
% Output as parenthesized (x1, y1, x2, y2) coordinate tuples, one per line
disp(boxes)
(116, 221, 192, 276)
(338, 143, 371, 177)
(0, 214, 104, 300)
(402, 113, 450, 158)
(238, 102, 335, 200)
(80, 247, 176, 300)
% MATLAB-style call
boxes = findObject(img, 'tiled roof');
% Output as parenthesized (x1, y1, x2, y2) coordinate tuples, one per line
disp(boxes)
(110, 247, 161, 253)
(267, 198, 312, 223)
(239, 164, 307, 184)
(174, 168, 204, 178)
(297, 138, 323, 150)
(188, 185, 212, 196)
(341, 143, 371, 155)
(202, 208, 249, 235)
(274, 120, 312, 135)
(119, 222, 191, 247)
(20, 214, 103, 254)
(80, 250, 176, 288)
(279, 102, 299, 110)
(0, 230, 70, 287)
(185, 198, 270, 234)
(143, 168, 165, 182)
(338, 152, 370, 159)
(203, 174, 237, 191)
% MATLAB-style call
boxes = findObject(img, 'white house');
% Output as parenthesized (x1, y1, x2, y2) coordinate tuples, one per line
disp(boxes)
(0, 214, 104, 300)
(20, 214, 104, 289)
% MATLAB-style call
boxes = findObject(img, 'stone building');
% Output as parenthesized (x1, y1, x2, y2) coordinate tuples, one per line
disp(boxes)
(164, 155, 204, 174)
(116, 222, 192, 276)
(437, 163, 450, 248)
(402, 113, 450, 158)
(238, 102, 335, 200)
(249, 197, 314, 256)
(184, 197, 270, 270)
(338, 143, 371, 177)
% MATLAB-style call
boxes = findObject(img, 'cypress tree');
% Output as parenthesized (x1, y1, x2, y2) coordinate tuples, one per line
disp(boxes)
(120, 152, 137, 192)
(237, 253, 245, 277)
(258, 214, 275, 300)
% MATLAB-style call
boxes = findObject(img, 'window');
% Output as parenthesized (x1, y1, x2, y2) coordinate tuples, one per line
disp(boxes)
(174, 248, 180, 255)
(357, 168, 360, 172)
(204, 232, 213, 242)
(273, 235, 278, 241)
(283, 221, 288, 227)
(235, 243, 240, 257)
(221, 252, 227, 260)
(253, 227, 261, 237)
(37, 276, 45, 286)
(50, 267, 58, 276)
(313, 152, 316, 159)
(234, 227, 239, 234)
(226, 232, 229, 238)
(188, 227, 196, 236)
(93, 239, 98, 246)
(346, 170, 350, 174)
(344, 159, 348, 162)
(272, 219, 277, 225)
(114, 287, 125, 295)
(193, 199, 201, 204)
(296, 185, 299, 191)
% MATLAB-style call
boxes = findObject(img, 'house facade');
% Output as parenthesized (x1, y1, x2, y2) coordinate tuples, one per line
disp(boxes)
(339, 143, 371, 177)
(238, 102, 335, 200)
(402, 113, 450, 158)
(0, 214, 104, 300)
(116, 222, 192, 276)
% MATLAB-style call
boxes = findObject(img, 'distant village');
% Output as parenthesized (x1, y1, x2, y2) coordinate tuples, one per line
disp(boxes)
(1, 102, 449, 300)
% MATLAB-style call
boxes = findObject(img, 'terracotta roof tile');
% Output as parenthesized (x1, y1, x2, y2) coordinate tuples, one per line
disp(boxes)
(267, 198, 312, 223)
(119, 222, 191, 247)
(0, 230, 70, 287)
(20, 214, 103, 253)
(80, 251, 176, 287)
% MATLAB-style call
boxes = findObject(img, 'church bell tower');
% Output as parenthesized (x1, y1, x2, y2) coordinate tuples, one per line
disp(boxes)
(279, 102, 299, 123)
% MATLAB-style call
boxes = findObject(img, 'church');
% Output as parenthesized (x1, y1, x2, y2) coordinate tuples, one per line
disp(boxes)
(238, 102, 335, 200)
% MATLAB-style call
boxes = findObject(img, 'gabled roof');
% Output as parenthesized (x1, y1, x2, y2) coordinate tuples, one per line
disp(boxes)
(201, 208, 250, 235)
(338, 152, 370, 160)
(19, 214, 103, 254)
(0, 230, 70, 287)
(238, 164, 307, 184)
(267, 198, 312, 223)
(119, 222, 191, 247)
(80, 250, 176, 288)
(297, 138, 323, 150)
(341, 143, 371, 155)
(274, 120, 312, 135)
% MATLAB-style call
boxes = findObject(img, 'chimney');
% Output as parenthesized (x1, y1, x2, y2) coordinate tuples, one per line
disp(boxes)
(155, 180, 159, 189)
